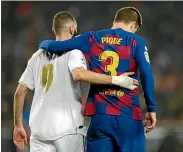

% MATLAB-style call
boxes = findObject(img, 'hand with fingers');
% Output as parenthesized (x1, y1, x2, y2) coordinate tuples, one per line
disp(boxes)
(122, 72, 139, 86)
(143, 112, 157, 133)
(116, 72, 139, 90)
(13, 126, 28, 150)
(112, 72, 139, 90)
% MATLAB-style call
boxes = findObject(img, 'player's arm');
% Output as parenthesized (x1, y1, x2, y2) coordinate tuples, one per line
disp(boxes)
(14, 51, 37, 126)
(39, 32, 93, 54)
(68, 49, 138, 90)
(14, 84, 29, 127)
(13, 84, 28, 150)
(135, 38, 156, 112)
(13, 56, 35, 150)
(135, 38, 156, 131)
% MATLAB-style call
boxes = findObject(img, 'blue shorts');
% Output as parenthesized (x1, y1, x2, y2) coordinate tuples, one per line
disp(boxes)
(86, 114, 145, 152)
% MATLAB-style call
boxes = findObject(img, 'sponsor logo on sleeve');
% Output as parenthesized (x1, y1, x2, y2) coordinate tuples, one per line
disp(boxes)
(144, 46, 150, 63)
(144, 49, 150, 63)
(145, 46, 148, 51)
(81, 56, 86, 65)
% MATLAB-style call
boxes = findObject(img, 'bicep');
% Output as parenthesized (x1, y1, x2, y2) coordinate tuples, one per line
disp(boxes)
(15, 84, 29, 96)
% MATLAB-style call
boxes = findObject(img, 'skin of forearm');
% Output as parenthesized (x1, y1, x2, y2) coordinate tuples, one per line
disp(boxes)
(81, 97, 87, 106)
(73, 68, 112, 84)
(14, 85, 28, 127)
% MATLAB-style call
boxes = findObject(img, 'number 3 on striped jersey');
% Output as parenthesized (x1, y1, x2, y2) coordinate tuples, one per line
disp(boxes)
(40, 64, 54, 96)
(100, 51, 119, 76)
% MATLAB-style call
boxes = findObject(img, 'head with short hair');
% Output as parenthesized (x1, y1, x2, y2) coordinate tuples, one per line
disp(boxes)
(113, 7, 142, 33)
(52, 11, 77, 37)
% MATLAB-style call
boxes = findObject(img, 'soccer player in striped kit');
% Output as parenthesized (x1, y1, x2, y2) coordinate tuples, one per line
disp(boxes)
(39, 7, 156, 152)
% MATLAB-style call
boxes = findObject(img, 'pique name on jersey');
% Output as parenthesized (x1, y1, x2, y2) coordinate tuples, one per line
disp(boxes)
(101, 37, 122, 45)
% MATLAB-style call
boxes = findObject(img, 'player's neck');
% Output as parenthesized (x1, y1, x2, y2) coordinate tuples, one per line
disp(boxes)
(112, 22, 133, 33)
(55, 34, 72, 41)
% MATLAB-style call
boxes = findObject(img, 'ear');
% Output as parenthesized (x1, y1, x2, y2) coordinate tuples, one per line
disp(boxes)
(70, 25, 75, 35)
(130, 22, 137, 31)
(133, 22, 139, 33)
(68, 26, 72, 35)
(52, 27, 55, 34)
(129, 23, 134, 30)
(135, 26, 139, 32)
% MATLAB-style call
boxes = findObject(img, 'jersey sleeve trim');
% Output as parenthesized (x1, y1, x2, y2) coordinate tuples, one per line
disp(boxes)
(18, 81, 34, 90)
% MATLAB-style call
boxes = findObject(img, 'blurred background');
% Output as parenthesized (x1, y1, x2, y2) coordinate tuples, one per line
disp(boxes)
(1, 1, 183, 152)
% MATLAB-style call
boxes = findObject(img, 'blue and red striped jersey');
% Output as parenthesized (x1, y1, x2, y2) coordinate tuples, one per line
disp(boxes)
(40, 28, 156, 120)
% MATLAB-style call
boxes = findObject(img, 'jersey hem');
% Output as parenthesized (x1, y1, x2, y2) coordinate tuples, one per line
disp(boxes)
(84, 113, 142, 121)
(31, 126, 87, 140)
(31, 130, 77, 141)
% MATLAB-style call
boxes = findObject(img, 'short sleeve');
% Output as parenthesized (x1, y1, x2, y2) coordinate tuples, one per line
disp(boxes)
(19, 60, 34, 90)
(68, 49, 87, 73)
(18, 49, 43, 90)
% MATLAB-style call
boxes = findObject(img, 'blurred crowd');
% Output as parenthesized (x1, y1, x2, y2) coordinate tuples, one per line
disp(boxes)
(1, 1, 183, 152)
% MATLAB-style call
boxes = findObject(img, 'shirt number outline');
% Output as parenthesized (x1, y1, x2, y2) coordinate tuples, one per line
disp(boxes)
(40, 64, 54, 96)
(99, 51, 119, 76)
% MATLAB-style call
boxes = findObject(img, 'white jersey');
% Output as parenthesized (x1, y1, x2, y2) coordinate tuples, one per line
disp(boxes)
(19, 49, 90, 140)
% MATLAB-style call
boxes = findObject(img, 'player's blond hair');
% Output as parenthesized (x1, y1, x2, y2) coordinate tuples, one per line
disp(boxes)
(52, 11, 77, 35)
(114, 7, 142, 30)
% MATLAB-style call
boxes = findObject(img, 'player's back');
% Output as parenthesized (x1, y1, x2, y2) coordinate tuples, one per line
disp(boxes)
(29, 50, 84, 140)
(89, 28, 138, 76)
(85, 28, 142, 120)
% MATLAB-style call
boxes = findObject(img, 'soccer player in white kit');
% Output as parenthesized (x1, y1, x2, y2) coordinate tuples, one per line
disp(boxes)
(13, 12, 139, 152)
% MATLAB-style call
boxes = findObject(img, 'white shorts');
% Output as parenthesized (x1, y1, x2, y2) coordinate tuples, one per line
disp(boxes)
(30, 134, 85, 152)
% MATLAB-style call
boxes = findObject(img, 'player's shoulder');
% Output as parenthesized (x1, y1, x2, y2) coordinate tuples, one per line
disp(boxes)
(68, 49, 86, 65)
(116, 28, 146, 43)
(124, 32, 145, 45)
(69, 49, 83, 54)
(28, 49, 43, 65)
(131, 34, 148, 53)
(133, 34, 146, 43)
(32, 49, 43, 57)
(30, 49, 43, 60)
(68, 49, 85, 57)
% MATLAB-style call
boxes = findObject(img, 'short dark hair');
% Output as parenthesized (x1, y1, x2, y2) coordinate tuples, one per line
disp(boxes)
(114, 7, 142, 30)
(52, 11, 76, 35)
